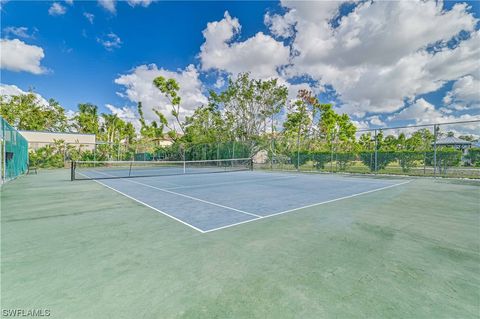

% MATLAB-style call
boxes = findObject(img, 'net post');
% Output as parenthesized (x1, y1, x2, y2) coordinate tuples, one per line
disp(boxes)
(183, 160, 186, 174)
(250, 158, 254, 171)
(70, 160, 75, 181)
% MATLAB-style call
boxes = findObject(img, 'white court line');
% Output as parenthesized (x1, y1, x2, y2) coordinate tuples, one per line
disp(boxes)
(89, 169, 262, 218)
(203, 180, 412, 233)
(81, 170, 183, 187)
(127, 179, 263, 218)
(80, 169, 411, 233)
(77, 172, 206, 233)
(164, 175, 296, 190)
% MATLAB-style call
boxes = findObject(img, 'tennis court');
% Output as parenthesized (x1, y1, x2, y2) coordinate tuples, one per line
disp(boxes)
(71, 159, 410, 232)
(2, 167, 479, 318)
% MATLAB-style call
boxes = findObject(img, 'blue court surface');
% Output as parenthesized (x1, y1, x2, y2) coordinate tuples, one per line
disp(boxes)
(83, 170, 411, 233)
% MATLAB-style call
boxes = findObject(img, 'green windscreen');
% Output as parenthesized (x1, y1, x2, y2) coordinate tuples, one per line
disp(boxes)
(1, 116, 29, 183)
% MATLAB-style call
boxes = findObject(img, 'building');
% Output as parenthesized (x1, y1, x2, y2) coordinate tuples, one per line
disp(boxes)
(19, 131, 96, 151)
(434, 136, 472, 154)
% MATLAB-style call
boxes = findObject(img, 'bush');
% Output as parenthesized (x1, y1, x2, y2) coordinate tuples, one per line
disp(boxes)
(335, 152, 356, 171)
(290, 152, 312, 169)
(465, 148, 480, 167)
(29, 144, 64, 168)
(359, 151, 396, 171)
(397, 151, 424, 172)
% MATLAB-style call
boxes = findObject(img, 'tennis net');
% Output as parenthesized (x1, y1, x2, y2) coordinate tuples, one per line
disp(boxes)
(71, 158, 253, 180)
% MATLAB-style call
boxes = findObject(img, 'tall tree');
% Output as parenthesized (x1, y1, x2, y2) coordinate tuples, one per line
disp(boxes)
(210, 73, 287, 144)
(182, 104, 230, 144)
(0, 93, 68, 131)
(137, 101, 165, 141)
(283, 89, 356, 152)
(153, 76, 184, 139)
(72, 103, 99, 134)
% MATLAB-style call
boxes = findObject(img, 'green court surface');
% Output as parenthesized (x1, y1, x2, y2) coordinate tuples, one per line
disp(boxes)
(1, 170, 479, 318)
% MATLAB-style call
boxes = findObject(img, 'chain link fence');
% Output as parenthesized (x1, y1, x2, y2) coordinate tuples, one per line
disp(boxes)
(26, 139, 252, 169)
(1, 116, 29, 183)
(256, 120, 480, 179)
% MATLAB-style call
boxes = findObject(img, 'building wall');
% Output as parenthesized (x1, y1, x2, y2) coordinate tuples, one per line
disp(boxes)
(19, 131, 97, 151)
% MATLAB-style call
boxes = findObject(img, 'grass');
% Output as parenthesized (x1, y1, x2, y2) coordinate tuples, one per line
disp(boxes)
(1, 169, 479, 318)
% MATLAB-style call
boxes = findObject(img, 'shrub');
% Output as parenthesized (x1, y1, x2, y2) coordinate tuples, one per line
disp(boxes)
(359, 151, 396, 171)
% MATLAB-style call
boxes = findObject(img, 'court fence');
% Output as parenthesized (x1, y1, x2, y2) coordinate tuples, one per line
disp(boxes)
(1, 116, 29, 184)
(7, 117, 480, 180)
(257, 120, 480, 179)
(27, 140, 252, 169)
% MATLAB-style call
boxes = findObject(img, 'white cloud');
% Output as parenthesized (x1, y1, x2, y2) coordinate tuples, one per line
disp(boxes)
(352, 120, 370, 131)
(283, 81, 320, 101)
(213, 77, 225, 89)
(114, 64, 208, 128)
(0, 39, 47, 74)
(0, 84, 49, 107)
(127, 0, 153, 7)
(388, 99, 445, 123)
(197, 1, 478, 126)
(199, 11, 290, 79)
(443, 75, 480, 110)
(389, 98, 480, 125)
(105, 104, 141, 131)
(97, 32, 122, 51)
(369, 115, 385, 126)
(278, 1, 478, 116)
(83, 12, 95, 24)
(48, 2, 66, 16)
(2, 26, 35, 39)
(98, 0, 116, 13)
(264, 10, 297, 38)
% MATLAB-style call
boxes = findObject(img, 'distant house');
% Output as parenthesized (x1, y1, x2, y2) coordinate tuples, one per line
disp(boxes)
(19, 131, 97, 151)
(156, 136, 175, 147)
(433, 137, 475, 170)
(433, 136, 472, 153)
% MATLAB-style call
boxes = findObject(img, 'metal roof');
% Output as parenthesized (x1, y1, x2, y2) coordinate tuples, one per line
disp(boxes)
(435, 136, 472, 145)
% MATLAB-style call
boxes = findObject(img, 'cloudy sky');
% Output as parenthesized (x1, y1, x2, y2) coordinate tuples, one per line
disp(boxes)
(1, 0, 479, 131)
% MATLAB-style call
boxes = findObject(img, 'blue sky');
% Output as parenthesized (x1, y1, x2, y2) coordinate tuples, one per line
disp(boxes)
(2, 1, 273, 109)
(1, 0, 479, 133)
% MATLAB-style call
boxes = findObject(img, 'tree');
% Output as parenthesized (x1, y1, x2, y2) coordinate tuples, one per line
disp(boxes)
(282, 98, 313, 154)
(122, 122, 136, 145)
(153, 76, 184, 140)
(183, 104, 230, 144)
(137, 101, 164, 141)
(0, 93, 68, 131)
(210, 73, 287, 144)
(72, 103, 99, 134)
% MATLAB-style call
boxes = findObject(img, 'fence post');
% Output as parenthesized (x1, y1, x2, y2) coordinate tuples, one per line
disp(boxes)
(433, 124, 438, 178)
(70, 160, 75, 181)
(330, 146, 333, 173)
(296, 133, 300, 172)
(270, 134, 274, 170)
(1, 120, 4, 183)
(374, 129, 378, 174)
